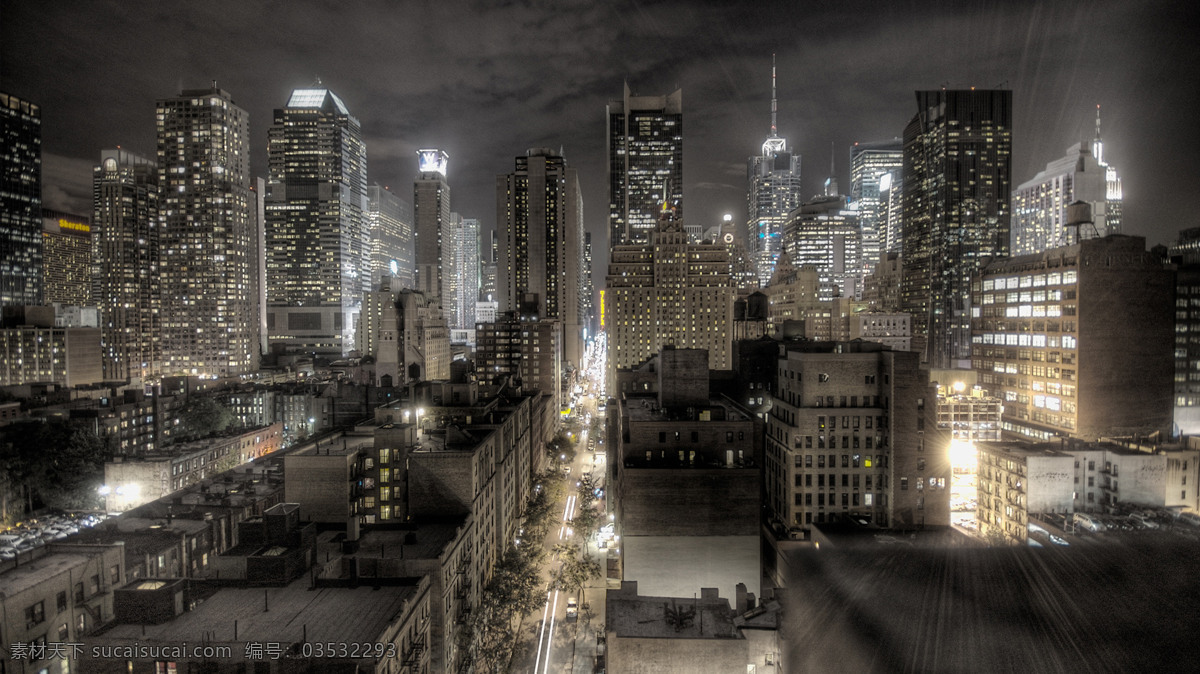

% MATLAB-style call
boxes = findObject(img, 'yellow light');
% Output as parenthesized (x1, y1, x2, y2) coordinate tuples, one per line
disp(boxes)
(953, 381, 966, 393)
(949, 438, 978, 472)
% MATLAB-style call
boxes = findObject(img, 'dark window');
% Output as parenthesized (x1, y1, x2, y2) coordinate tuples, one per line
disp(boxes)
(917, 458, 926, 472)
(805, 474, 812, 487)
(691, 431, 699, 442)
(805, 454, 813, 467)
(25, 601, 45, 627)
(901, 477, 909, 490)
(660, 432, 667, 443)
(74, 583, 84, 602)
(57, 591, 67, 613)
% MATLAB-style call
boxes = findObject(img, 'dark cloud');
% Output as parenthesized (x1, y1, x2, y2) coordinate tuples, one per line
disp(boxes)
(3, 0, 1196, 252)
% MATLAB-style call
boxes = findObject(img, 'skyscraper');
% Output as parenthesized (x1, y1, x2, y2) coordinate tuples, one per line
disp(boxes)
(782, 195, 862, 301)
(607, 84, 682, 245)
(1091, 105, 1123, 235)
(849, 139, 902, 272)
(92, 149, 160, 382)
(1011, 142, 1112, 256)
(157, 85, 254, 376)
(266, 86, 368, 357)
(901, 89, 1012, 369)
(452, 215, 480, 331)
(497, 148, 585, 366)
(747, 58, 802, 287)
(1, 92, 42, 307)
(605, 204, 734, 391)
(366, 184, 414, 290)
(41, 209, 91, 307)
(414, 149, 450, 300)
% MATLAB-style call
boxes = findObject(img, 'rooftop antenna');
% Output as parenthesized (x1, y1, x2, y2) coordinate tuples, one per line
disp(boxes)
(1092, 104, 1104, 164)
(770, 53, 778, 138)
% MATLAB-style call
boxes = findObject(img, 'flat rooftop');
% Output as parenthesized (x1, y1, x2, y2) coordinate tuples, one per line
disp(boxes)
(624, 395, 753, 424)
(95, 574, 420, 648)
(0, 551, 104, 596)
(607, 583, 742, 640)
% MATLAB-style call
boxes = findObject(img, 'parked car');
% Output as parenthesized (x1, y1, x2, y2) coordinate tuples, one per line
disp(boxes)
(1074, 512, 1106, 533)
(1129, 512, 1159, 529)
(566, 598, 578, 622)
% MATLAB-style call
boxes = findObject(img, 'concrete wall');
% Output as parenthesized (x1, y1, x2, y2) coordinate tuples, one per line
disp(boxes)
(619, 468, 759, 536)
(621, 535, 760, 599)
(284, 452, 356, 522)
(609, 634, 748, 674)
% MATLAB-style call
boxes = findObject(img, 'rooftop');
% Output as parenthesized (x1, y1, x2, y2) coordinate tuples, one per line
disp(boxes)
(606, 582, 742, 640)
(95, 574, 419, 648)
(0, 550, 111, 597)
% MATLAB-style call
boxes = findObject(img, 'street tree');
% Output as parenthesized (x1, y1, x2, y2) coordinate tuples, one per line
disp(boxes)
(176, 396, 236, 441)
(552, 541, 602, 613)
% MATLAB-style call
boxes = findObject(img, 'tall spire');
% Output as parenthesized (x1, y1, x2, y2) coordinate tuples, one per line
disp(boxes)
(762, 55, 787, 157)
(824, 142, 838, 197)
(770, 53, 778, 138)
(1092, 104, 1104, 165)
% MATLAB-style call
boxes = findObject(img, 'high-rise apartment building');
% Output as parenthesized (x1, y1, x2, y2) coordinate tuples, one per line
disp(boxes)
(1, 92, 42, 307)
(452, 215, 480, 331)
(497, 148, 585, 366)
(971, 234, 1173, 441)
(765, 341, 948, 530)
(414, 149, 451, 301)
(92, 149, 160, 382)
(849, 139, 902, 272)
(605, 206, 734, 391)
(1011, 142, 1115, 256)
(747, 59, 802, 286)
(266, 86, 368, 357)
(581, 231, 595, 338)
(475, 312, 562, 411)
(41, 209, 91, 306)
(607, 84, 682, 245)
(157, 85, 254, 376)
(782, 195, 862, 301)
(366, 184, 414, 291)
(902, 89, 1012, 369)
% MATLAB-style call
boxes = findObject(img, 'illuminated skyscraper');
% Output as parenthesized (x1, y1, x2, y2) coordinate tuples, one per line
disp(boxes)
(1091, 105, 1123, 235)
(414, 149, 450, 300)
(901, 89, 1012, 369)
(366, 184, 414, 290)
(266, 86, 368, 356)
(747, 58, 802, 287)
(92, 149, 160, 381)
(782, 195, 862, 301)
(497, 148, 584, 366)
(157, 85, 254, 375)
(605, 205, 733, 391)
(451, 215, 480, 331)
(1011, 142, 1112, 256)
(607, 84, 682, 245)
(849, 139, 902, 272)
(1, 92, 42, 307)
(41, 209, 91, 307)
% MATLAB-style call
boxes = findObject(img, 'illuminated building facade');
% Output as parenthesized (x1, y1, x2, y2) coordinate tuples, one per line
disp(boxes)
(1011, 142, 1114, 256)
(607, 84, 682, 245)
(849, 139, 902, 272)
(451, 214, 479, 331)
(1167, 229, 1200, 434)
(764, 341, 948, 530)
(266, 87, 367, 357)
(605, 207, 734, 392)
(92, 149, 160, 381)
(782, 195, 862, 301)
(414, 149, 450, 301)
(366, 184, 414, 291)
(971, 235, 1173, 441)
(747, 58, 802, 287)
(157, 85, 254, 376)
(497, 148, 584, 366)
(902, 89, 1012, 369)
(1, 92, 42, 307)
(475, 312, 561, 411)
(41, 209, 91, 306)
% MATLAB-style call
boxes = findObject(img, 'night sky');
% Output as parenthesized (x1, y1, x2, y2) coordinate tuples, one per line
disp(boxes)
(3, 0, 1197, 257)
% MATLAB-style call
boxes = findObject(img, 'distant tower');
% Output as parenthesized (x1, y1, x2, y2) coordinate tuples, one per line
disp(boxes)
(266, 86, 368, 357)
(1091, 105, 1123, 234)
(1011, 140, 1111, 255)
(901, 89, 1012, 369)
(607, 84, 683, 245)
(0, 92, 42, 307)
(497, 148, 585, 367)
(452, 215, 480, 331)
(92, 149, 160, 381)
(747, 56, 802, 287)
(367, 184, 414, 290)
(158, 85, 254, 375)
(414, 149, 451, 301)
(850, 139, 903, 271)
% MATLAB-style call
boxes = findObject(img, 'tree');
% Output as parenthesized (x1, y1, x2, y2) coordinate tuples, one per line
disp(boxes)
(460, 543, 546, 673)
(175, 396, 235, 441)
(0, 419, 106, 515)
(552, 541, 602, 615)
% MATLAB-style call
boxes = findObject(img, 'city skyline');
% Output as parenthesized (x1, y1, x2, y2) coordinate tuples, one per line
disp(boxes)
(3, 0, 1196, 256)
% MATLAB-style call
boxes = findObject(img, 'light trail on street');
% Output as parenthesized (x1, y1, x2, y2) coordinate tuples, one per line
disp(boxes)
(534, 491, 576, 673)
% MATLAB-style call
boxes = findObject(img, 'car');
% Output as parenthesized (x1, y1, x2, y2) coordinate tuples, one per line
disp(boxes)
(1129, 512, 1159, 529)
(1073, 512, 1106, 533)
(1049, 535, 1070, 546)
(1028, 523, 1049, 536)
(566, 597, 578, 622)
